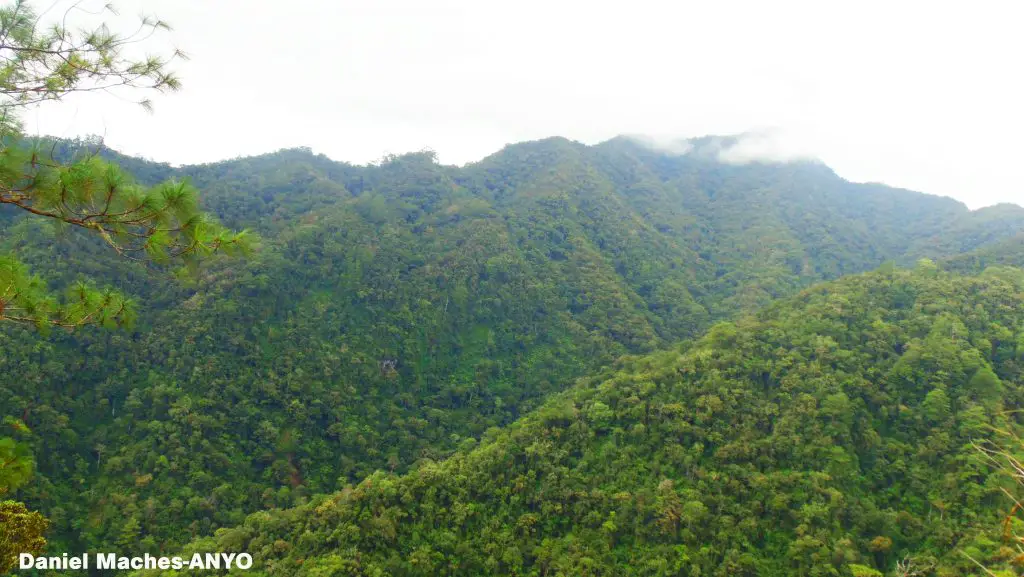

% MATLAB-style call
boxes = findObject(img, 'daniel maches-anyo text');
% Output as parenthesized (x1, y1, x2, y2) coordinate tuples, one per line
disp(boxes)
(19, 552, 254, 571)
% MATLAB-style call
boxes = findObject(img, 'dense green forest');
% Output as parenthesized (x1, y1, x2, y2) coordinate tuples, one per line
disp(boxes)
(5, 135, 1024, 574)
(135, 264, 1024, 576)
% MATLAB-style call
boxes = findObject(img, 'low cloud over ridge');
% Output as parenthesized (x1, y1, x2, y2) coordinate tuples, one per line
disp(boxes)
(626, 128, 821, 165)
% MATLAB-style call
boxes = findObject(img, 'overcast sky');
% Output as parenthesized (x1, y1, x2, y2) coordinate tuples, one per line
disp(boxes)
(26, 0, 1024, 209)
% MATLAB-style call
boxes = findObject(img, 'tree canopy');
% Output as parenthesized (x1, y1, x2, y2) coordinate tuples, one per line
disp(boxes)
(133, 265, 1024, 576)
(0, 1, 246, 569)
(3, 16, 1024, 568)
(4, 134, 1024, 571)
(0, 0, 250, 329)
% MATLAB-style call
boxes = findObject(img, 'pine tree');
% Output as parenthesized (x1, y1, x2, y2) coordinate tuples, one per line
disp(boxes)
(0, 0, 252, 329)
(0, 0, 249, 563)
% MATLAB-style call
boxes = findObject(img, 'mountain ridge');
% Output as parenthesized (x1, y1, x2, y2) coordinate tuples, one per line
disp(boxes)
(56, 133, 1023, 214)
(3, 134, 1024, 562)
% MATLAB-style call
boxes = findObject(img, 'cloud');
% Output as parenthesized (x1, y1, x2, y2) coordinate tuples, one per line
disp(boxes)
(714, 128, 820, 165)
(624, 128, 822, 166)
(621, 134, 693, 156)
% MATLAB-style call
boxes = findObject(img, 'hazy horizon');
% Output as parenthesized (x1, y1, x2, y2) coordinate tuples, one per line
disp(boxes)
(24, 0, 1024, 210)
(41, 129, 1010, 213)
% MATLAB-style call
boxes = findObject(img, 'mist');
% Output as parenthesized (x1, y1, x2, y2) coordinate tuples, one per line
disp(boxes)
(625, 128, 821, 165)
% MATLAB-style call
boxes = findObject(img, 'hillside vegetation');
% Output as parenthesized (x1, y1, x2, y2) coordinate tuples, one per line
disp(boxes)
(3, 136, 1024, 558)
(139, 265, 1024, 577)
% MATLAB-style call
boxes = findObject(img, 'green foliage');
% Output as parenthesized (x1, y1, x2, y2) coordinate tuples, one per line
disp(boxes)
(0, 0, 251, 330)
(0, 500, 48, 573)
(5, 135, 1024, 566)
(0, 416, 43, 574)
(968, 366, 1003, 407)
(0, 0, 183, 112)
(0, 253, 135, 329)
(0, 2, 252, 566)
(0, 142, 253, 264)
(0, 429, 32, 496)
(132, 267, 1024, 576)
(0, 139, 253, 328)
(846, 565, 882, 577)
(943, 233, 1024, 274)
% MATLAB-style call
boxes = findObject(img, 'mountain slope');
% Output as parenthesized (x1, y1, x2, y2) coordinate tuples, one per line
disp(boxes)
(942, 233, 1024, 274)
(3, 135, 1024, 555)
(145, 265, 1024, 577)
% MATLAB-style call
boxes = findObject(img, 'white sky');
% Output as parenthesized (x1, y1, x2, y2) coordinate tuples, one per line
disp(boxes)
(25, 0, 1024, 209)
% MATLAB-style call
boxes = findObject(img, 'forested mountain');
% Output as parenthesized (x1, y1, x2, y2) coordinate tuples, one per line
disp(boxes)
(137, 265, 1024, 577)
(3, 135, 1024, 561)
(942, 233, 1024, 274)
